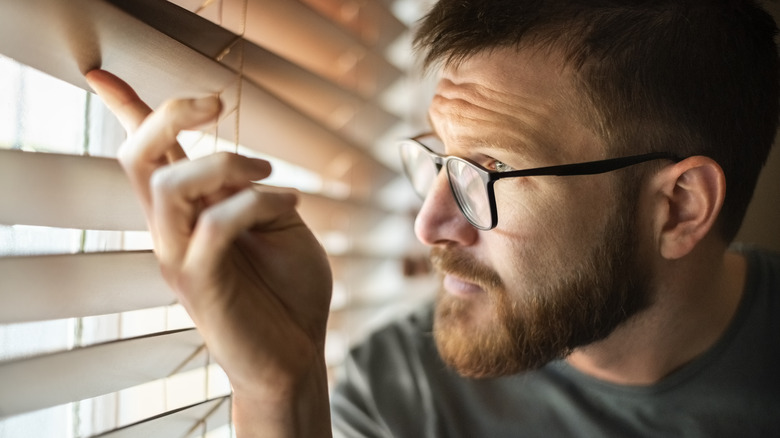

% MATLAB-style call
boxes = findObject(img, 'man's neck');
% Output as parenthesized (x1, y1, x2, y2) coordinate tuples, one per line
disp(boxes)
(565, 248, 747, 386)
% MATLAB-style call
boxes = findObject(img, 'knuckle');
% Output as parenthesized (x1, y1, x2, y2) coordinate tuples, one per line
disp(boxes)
(117, 142, 137, 169)
(162, 100, 184, 123)
(157, 99, 189, 134)
(117, 141, 151, 181)
(158, 98, 185, 115)
(149, 165, 178, 196)
(117, 135, 151, 171)
(196, 206, 227, 236)
(243, 186, 266, 206)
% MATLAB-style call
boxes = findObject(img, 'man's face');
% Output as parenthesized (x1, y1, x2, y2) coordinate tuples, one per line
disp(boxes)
(417, 48, 652, 378)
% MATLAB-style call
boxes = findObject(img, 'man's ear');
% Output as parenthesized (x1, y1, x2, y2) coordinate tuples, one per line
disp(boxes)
(649, 156, 726, 260)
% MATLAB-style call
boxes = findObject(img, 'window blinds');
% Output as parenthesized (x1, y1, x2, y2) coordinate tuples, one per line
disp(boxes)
(0, 0, 435, 436)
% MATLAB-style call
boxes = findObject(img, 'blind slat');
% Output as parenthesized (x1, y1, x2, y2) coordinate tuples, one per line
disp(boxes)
(241, 0, 403, 97)
(167, 0, 403, 98)
(0, 329, 205, 417)
(108, 0, 399, 190)
(0, 149, 402, 243)
(105, 0, 404, 143)
(0, 251, 172, 323)
(0, 0, 421, 434)
(235, 80, 395, 195)
(95, 396, 229, 438)
(0, 150, 146, 231)
(298, 193, 416, 257)
(227, 42, 400, 150)
(301, 0, 407, 51)
(0, 0, 236, 106)
(0, 0, 396, 197)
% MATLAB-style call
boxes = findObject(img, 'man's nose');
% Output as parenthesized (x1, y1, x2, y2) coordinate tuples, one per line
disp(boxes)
(414, 170, 479, 247)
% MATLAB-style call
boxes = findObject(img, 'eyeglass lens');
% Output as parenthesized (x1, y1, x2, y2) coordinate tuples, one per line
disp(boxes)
(400, 141, 439, 196)
(447, 159, 491, 228)
(401, 140, 492, 229)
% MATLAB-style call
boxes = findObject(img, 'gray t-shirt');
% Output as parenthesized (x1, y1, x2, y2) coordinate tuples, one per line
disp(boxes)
(331, 247, 780, 437)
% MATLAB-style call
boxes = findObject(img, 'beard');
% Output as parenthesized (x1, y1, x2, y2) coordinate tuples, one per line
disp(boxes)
(431, 205, 652, 378)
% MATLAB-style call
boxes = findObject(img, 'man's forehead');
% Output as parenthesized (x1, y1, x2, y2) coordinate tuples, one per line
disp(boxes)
(437, 46, 570, 86)
(426, 47, 601, 163)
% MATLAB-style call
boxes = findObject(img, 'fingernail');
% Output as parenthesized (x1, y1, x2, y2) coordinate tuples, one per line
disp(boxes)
(253, 157, 272, 169)
(191, 95, 221, 113)
(84, 69, 103, 92)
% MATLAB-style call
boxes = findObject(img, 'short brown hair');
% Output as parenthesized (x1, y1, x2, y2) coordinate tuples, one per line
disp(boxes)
(414, 0, 779, 242)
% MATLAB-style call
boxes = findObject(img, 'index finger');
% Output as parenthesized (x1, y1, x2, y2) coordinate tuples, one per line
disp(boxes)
(85, 69, 152, 134)
(85, 69, 190, 165)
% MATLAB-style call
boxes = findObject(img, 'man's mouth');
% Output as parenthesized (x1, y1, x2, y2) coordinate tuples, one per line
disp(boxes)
(430, 247, 503, 298)
(442, 273, 486, 297)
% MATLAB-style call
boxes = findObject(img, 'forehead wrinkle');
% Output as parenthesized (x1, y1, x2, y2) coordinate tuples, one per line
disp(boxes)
(431, 78, 559, 160)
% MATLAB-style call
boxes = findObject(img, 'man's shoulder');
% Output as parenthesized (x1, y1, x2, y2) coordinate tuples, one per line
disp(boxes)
(331, 303, 445, 437)
(733, 244, 780, 299)
(734, 243, 780, 267)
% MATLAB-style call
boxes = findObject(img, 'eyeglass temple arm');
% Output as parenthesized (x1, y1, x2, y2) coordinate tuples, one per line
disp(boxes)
(500, 152, 683, 178)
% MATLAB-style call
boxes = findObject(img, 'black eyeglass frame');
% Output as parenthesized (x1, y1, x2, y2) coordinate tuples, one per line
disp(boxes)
(399, 137, 684, 231)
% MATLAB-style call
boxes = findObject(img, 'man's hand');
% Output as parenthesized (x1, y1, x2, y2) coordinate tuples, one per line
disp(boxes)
(85, 70, 333, 437)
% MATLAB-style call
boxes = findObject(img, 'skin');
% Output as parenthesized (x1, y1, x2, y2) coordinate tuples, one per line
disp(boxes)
(421, 48, 623, 337)
(421, 48, 652, 376)
(85, 70, 333, 438)
(84, 45, 747, 435)
(420, 47, 747, 384)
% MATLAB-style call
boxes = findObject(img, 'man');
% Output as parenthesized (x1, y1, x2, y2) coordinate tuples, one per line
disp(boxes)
(86, 0, 780, 436)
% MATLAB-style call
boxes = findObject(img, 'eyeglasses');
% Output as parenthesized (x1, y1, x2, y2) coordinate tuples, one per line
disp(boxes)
(398, 135, 682, 230)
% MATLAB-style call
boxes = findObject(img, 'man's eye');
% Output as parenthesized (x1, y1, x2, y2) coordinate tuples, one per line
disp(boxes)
(493, 160, 514, 172)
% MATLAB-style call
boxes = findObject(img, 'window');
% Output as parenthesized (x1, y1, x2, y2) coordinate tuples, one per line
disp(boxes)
(0, 0, 436, 436)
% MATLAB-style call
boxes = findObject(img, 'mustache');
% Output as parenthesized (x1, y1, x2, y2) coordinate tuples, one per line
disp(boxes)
(429, 247, 504, 292)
